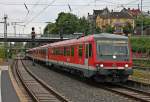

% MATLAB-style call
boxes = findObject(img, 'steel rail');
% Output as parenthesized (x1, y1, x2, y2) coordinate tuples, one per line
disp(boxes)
(21, 59, 71, 102)
(100, 83, 150, 102)
(14, 58, 71, 102)
(15, 59, 39, 102)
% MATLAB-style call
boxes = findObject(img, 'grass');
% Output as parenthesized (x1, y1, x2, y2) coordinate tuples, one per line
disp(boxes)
(130, 69, 150, 84)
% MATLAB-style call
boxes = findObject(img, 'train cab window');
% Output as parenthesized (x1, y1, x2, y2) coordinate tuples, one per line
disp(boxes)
(78, 44, 83, 57)
(71, 46, 74, 56)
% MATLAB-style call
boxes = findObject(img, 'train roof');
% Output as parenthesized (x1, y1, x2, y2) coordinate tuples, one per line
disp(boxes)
(93, 33, 128, 39)
(27, 33, 128, 51)
(50, 33, 128, 47)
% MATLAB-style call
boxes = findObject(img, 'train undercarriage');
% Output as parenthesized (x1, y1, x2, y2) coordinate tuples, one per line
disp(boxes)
(93, 69, 133, 83)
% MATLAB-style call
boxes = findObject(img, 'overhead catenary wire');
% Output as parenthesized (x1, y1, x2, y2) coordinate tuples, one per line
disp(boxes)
(23, 0, 42, 23)
(25, 0, 57, 26)
(112, 0, 140, 10)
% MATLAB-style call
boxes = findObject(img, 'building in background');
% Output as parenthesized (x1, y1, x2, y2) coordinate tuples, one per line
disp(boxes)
(88, 8, 135, 35)
(121, 8, 141, 18)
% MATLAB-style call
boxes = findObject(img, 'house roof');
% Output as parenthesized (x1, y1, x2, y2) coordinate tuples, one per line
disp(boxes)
(93, 8, 109, 16)
(94, 8, 133, 19)
(93, 10, 103, 15)
(110, 12, 133, 19)
(128, 9, 141, 17)
(97, 11, 133, 19)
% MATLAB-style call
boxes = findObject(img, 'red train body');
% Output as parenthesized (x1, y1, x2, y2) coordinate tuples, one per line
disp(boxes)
(26, 33, 133, 82)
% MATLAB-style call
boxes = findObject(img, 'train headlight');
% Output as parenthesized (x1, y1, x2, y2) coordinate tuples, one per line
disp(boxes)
(100, 64, 104, 67)
(113, 55, 116, 59)
(125, 64, 128, 68)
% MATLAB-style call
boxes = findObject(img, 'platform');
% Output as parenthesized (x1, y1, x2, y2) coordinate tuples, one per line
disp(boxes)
(0, 65, 20, 102)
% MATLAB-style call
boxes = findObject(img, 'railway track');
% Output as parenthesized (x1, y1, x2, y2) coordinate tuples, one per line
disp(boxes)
(14, 58, 71, 102)
(20, 58, 150, 102)
(12, 59, 33, 101)
(100, 83, 150, 102)
(133, 66, 150, 71)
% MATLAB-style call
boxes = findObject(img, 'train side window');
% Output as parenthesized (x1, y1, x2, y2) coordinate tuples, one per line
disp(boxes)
(78, 44, 83, 57)
(86, 44, 88, 58)
(71, 46, 74, 56)
(89, 44, 92, 57)
(54, 48, 56, 55)
(66, 47, 70, 56)
(56, 48, 59, 55)
(64, 47, 67, 56)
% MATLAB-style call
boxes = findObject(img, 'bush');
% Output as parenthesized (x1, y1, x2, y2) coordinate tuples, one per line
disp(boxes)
(130, 37, 150, 53)
(0, 48, 5, 58)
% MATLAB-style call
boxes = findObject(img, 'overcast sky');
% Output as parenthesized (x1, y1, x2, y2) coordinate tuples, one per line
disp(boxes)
(0, 0, 149, 36)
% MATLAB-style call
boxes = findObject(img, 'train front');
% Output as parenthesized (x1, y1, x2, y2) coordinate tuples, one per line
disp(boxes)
(94, 35, 133, 82)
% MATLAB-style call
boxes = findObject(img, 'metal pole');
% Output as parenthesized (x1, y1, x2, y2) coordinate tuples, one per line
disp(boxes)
(4, 15, 7, 38)
(4, 15, 8, 61)
(141, 0, 143, 36)
(31, 27, 35, 66)
(14, 24, 16, 36)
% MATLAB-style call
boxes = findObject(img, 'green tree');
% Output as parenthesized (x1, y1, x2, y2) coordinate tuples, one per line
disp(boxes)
(135, 15, 150, 27)
(123, 22, 133, 35)
(43, 12, 92, 36)
(105, 25, 114, 33)
(77, 17, 90, 35)
(95, 27, 101, 33)
(56, 12, 79, 34)
(43, 23, 58, 36)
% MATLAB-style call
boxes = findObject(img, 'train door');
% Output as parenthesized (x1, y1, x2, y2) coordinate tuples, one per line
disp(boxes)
(85, 44, 89, 66)
(46, 48, 48, 63)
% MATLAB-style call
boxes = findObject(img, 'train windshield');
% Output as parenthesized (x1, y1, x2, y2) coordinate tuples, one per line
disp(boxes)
(97, 40, 129, 61)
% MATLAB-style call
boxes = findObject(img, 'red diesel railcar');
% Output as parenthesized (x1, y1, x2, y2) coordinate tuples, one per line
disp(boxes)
(27, 33, 133, 82)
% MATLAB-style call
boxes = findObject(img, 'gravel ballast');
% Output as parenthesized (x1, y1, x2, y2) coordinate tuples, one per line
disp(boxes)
(24, 60, 137, 102)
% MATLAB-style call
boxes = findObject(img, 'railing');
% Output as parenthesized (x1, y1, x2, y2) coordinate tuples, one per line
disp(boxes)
(0, 33, 81, 39)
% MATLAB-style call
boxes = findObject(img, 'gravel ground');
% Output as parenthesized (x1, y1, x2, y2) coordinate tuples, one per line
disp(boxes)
(24, 60, 137, 102)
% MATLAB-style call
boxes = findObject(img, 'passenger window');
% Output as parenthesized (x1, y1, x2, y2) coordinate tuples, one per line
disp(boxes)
(78, 45, 83, 57)
(60, 48, 63, 55)
(71, 46, 74, 56)
(64, 47, 67, 56)
(66, 47, 70, 56)
(86, 44, 88, 58)
(89, 44, 92, 57)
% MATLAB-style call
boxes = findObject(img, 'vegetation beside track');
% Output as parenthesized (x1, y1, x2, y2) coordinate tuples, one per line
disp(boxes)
(130, 37, 150, 53)
(131, 69, 150, 84)
(130, 37, 150, 67)
(133, 59, 150, 67)
(0, 48, 5, 58)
